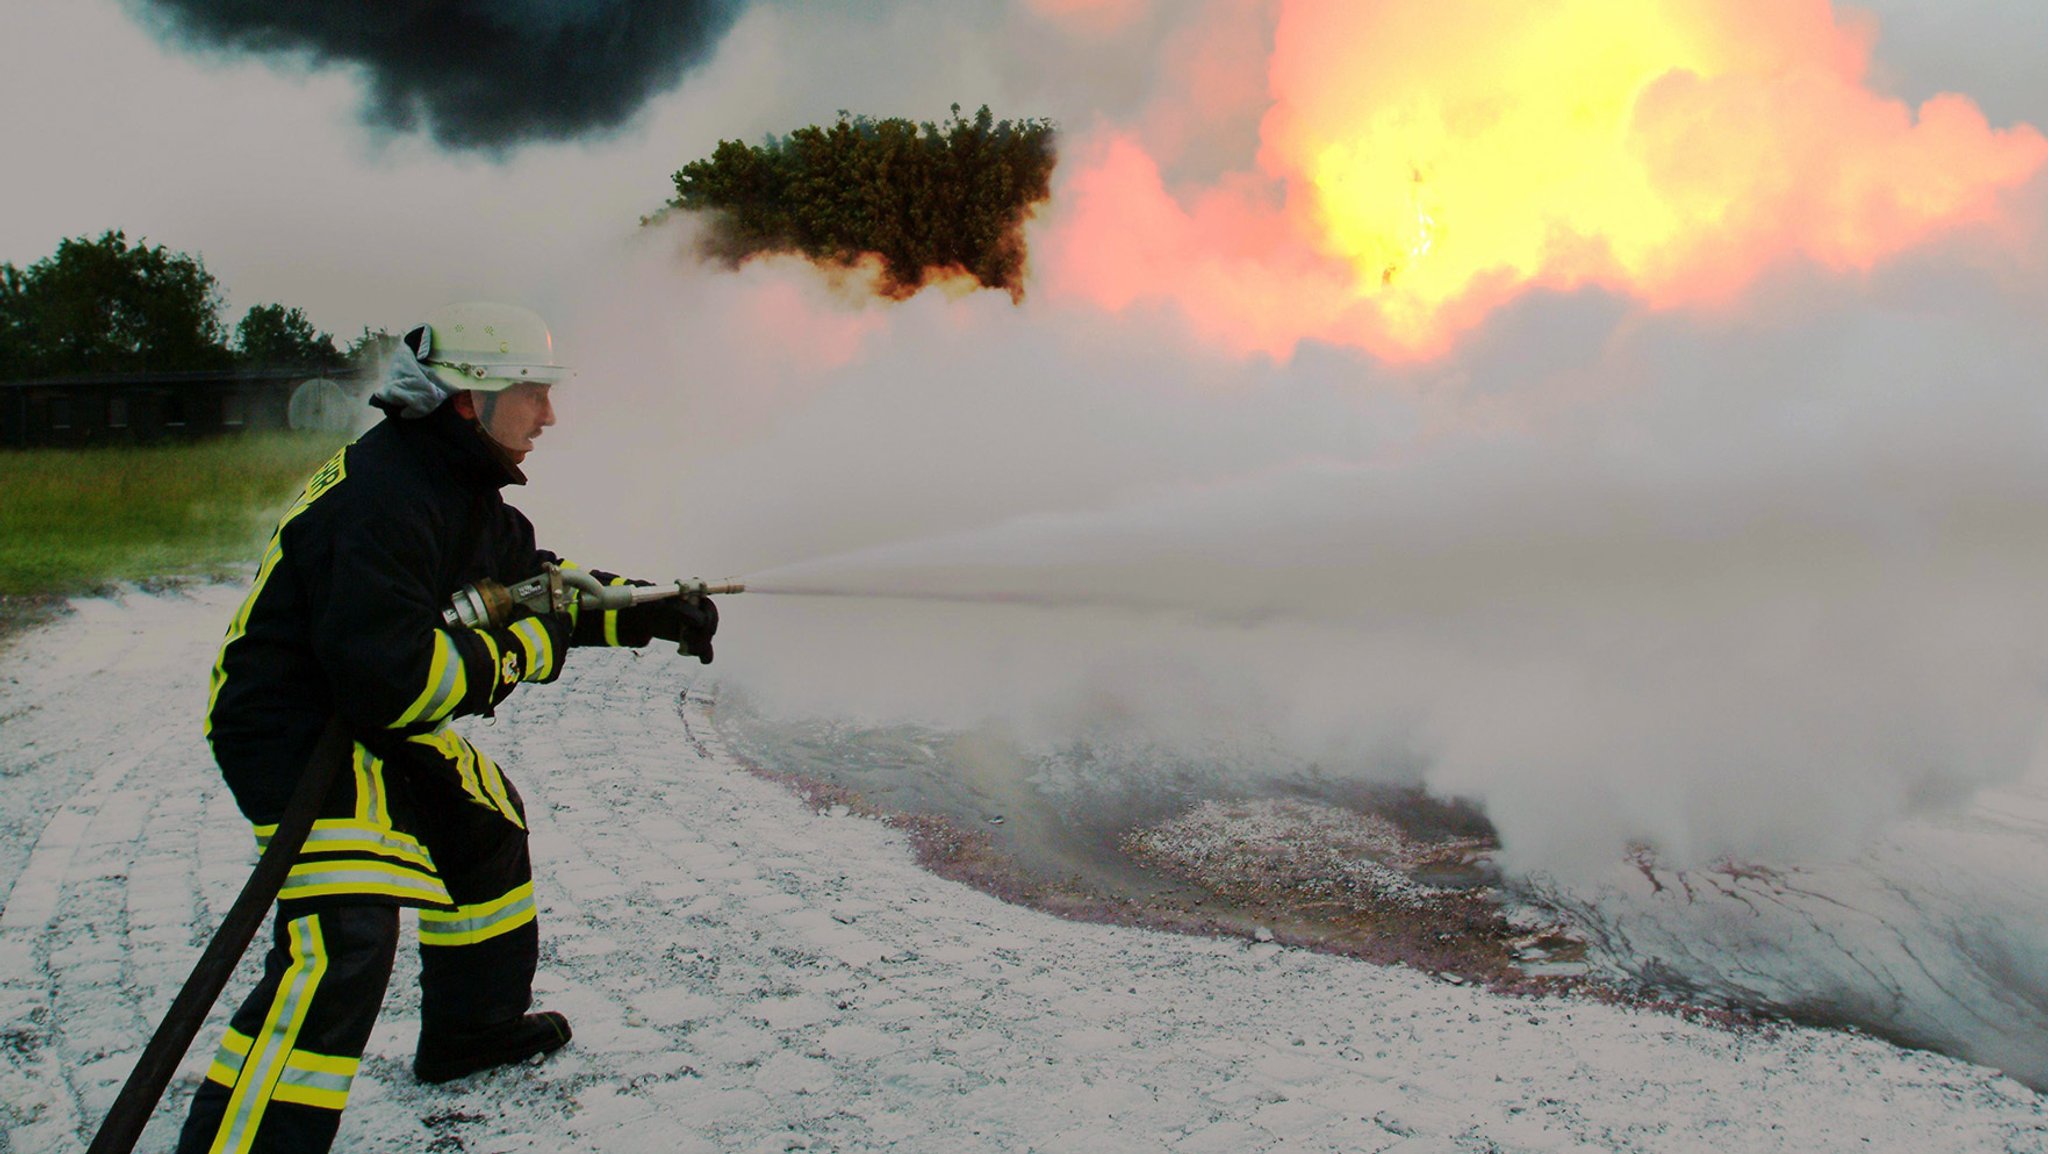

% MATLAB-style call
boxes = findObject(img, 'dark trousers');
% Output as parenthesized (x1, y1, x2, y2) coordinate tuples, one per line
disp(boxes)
(179, 739, 537, 1154)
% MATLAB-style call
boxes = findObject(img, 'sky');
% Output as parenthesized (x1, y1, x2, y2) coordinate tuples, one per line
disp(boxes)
(2, 1, 2043, 334)
(8, 0, 2048, 874)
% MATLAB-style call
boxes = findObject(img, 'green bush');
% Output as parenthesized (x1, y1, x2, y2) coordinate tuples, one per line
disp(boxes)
(663, 105, 1057, 300)
(0, 432, 348, 595)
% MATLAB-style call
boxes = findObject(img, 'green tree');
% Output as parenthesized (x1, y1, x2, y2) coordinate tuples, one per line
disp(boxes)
(236, 303, 338, 368)
(662, 105, 1057, 300)
(343, 326, 399, 369)
(0, 230, 236, 379)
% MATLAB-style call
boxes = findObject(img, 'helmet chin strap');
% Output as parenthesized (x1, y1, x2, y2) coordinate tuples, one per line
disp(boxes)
(460, 391, 528, 485)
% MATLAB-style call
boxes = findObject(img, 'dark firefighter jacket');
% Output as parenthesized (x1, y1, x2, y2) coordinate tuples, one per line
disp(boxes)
(205, 401, 635, 826)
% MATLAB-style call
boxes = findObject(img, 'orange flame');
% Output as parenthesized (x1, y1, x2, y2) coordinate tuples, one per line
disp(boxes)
(1046, 0, 2048, 361)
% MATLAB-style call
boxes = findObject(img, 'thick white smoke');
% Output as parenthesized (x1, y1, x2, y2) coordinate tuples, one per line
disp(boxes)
(25, 0, 2046, 877)
(520, 170, 2048, 875)
(492, 5, 2048, 879)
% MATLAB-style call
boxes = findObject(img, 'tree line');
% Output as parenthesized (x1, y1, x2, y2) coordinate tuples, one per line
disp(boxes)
(0, 230, 357, 381)
(663, 104, 1056, 300)
(8, 106, 1056, 380)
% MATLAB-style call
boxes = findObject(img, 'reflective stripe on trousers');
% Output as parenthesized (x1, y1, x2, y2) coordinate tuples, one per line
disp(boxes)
(417, 881, 537, 947)
(206, 915, 330, 1154)
(205, 1027, 358, 1111)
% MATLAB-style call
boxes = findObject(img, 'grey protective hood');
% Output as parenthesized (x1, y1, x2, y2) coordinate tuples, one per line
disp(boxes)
(371, 328, 455, 419)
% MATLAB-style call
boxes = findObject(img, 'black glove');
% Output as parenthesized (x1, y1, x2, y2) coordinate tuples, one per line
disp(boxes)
(616, 594, 719, 664)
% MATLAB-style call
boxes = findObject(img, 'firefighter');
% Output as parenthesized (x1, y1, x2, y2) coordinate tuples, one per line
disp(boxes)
(179, 302, 716, 1154)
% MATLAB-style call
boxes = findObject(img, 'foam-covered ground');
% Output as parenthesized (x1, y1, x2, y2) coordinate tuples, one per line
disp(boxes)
(3, 587, 2043, 1152)
(1529, 782, 2048, 1093)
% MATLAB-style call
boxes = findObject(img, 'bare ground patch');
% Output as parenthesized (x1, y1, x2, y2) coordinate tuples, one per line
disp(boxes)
(713, 708, 1770, 1035)
(0, 594, 69, 654)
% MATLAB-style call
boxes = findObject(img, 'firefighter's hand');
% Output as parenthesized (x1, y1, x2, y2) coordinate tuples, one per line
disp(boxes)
(617, 594, 719, 664)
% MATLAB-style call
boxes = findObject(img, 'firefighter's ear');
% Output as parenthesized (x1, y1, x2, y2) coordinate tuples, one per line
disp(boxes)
(449, 391, 479, 420)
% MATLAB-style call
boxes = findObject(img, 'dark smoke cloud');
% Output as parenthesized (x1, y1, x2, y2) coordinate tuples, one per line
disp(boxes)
(132, 0, 746, 149)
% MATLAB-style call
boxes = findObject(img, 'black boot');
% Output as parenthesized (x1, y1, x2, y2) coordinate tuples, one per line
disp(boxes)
(413, 1011, 572, 1084)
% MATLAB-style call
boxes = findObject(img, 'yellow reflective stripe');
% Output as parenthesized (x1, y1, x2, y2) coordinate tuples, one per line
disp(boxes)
(203, 538, 282, 742)
(278, 859, 452, 906)
(205, 1027, 254, 1087)
(408, 726, 487, 810)
(209, 916, 328, 1154)
(393, 633, 449, 725)
(559, 561, 584, 628)
(271, 1082, 349, 1110)
(442, 633, 472, 716)
(271, 1048, 358, 1110)
(453, 735, 487, 807)
(204, 1030, 356, 1110)
(363, 746, 391, 827)
(478, 629, 503, 683)
(395, 631, 468, 726)
(406, 726, 520, 825)
(350, 744, 372, 823)
(510, 616, 554, 681)
(510, 619, 540, 676)
(203, 449, 348, 741)
(252, 819, 435, 871)
(603, 575, 627, 646)
(272, 1082, 348, 1111)
(430, 880, 532, 923)
(300, 831, 433, 870)
(348, 744, 392, 827)
(474, 747, 524, 830)
(418, 882, 538, 947)
(289, 1050, 358, 1077)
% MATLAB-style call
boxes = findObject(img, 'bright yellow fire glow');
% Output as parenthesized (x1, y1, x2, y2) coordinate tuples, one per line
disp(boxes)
(1265, 0, 2048, 355)
(1302, 2, 1724, 343)
(1051, 0, 2048, 361)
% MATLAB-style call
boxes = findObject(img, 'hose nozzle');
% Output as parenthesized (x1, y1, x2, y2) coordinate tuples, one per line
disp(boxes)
(444, 563, 744, 632)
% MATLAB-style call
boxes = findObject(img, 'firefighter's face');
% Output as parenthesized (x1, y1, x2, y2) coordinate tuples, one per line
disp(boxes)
(478, 383, 555, 463)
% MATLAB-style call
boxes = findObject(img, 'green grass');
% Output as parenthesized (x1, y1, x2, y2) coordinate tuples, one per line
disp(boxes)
(0, 433, 351, 596)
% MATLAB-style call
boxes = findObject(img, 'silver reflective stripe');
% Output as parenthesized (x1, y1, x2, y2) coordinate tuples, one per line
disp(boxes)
(303, 825, 430, 863)
(209, 1038, 353, 1107)
(476, 753, 522, 829)
(358, 745, 390, 827)
(280, 864, 451, 904)
(208, 1033, 249, 1083)
(213, 916, 326, 1154)
(416, 635, 464, 719)
(511, 616, 554, 680)
(279, 1064, 353, 1099)
(420, 888, 536, 945)
(255, 823, 428, 864)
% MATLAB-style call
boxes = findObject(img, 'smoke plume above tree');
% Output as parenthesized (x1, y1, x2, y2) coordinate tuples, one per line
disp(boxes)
(130, 0, 748, 149)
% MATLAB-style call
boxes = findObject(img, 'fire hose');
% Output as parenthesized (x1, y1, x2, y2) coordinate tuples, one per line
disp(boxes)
(88, 567, 741, 1153)
(86, 718, 351, 1154)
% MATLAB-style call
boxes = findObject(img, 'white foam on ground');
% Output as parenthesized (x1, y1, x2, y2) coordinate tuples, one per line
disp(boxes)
(2, 588, 2043, 1152)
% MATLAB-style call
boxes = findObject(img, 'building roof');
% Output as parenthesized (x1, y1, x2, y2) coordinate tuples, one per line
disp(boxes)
(0, 366, 364, 390)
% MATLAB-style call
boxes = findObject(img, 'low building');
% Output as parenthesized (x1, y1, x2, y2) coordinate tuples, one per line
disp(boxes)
(0, 367, 366, 449)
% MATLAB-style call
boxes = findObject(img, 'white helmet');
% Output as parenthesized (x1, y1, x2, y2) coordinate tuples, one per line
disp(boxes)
(414, 302, 570, 393)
